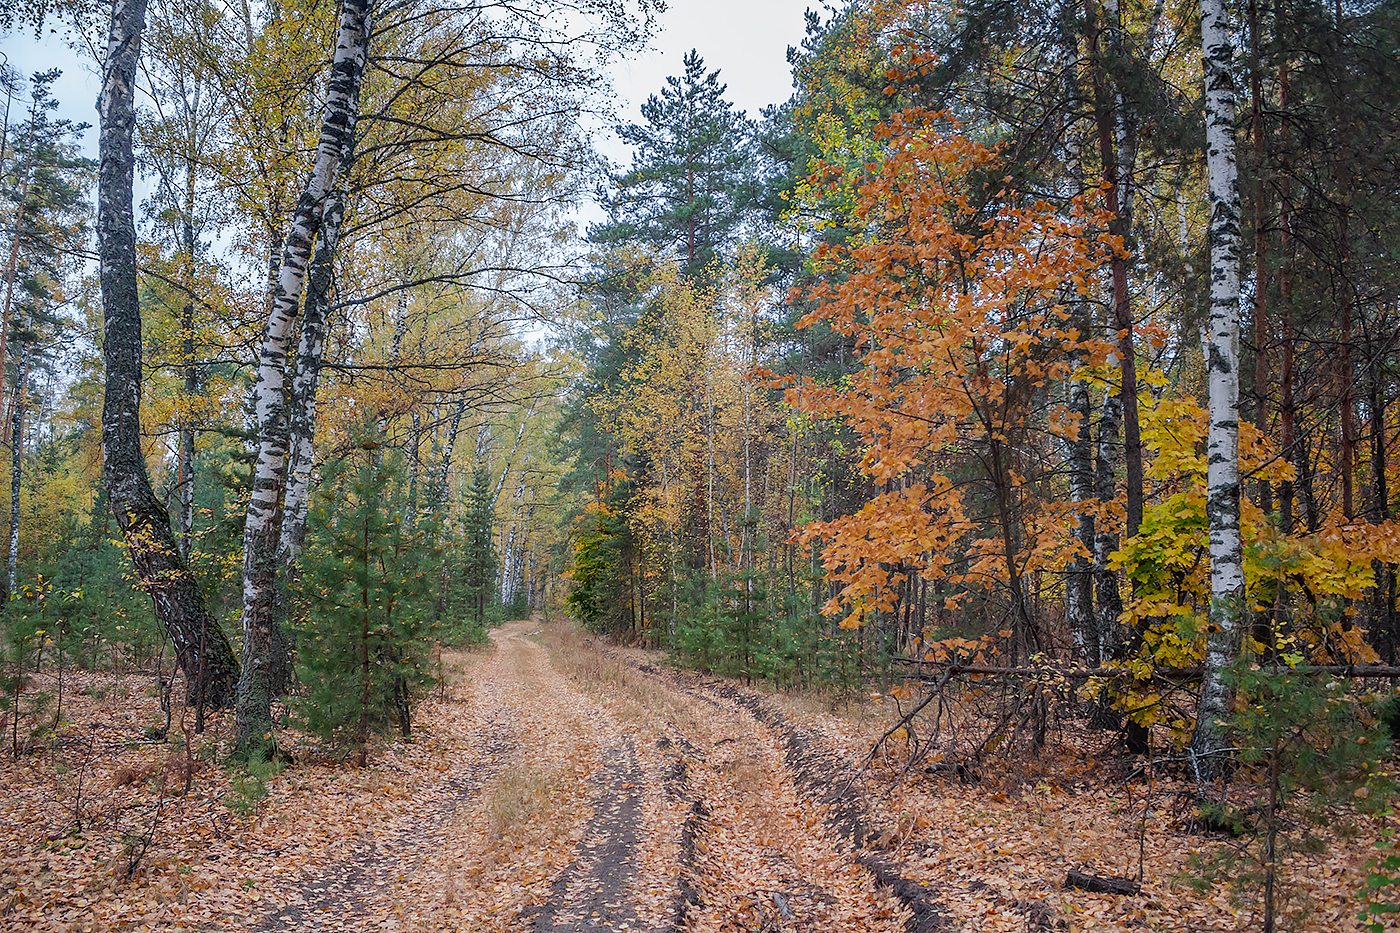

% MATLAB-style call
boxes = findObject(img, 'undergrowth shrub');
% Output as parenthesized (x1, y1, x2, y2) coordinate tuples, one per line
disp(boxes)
(292, 436, 439, 765)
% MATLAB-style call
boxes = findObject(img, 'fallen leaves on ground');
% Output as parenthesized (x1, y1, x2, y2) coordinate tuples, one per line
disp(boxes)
(2, 622, 1395, 932)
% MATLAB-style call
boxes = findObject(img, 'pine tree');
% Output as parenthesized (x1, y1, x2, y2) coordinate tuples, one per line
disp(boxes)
(592, 50, 755, 278)
(293, 436, 438, 765)
(1, 69, 92, 605)
(459, 466, 497, 636)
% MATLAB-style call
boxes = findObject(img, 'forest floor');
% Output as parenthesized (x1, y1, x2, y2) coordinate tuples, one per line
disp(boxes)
(0, 617, 1396, 932)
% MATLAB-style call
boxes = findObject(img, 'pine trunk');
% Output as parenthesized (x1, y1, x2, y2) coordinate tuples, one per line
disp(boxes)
(98, 0, 238, 709)
(1278, 62, 1295, 535)
(236, 0, 372, 752)
(7, 332, 28, 600)
(1191, 0, 1245, 784)
(1086, 0, 1143, 540)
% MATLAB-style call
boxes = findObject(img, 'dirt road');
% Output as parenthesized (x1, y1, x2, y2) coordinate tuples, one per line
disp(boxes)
(260, 619, 943, 932)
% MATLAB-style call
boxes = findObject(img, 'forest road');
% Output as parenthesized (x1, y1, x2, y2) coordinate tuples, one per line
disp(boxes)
(257, 620, 945, 933)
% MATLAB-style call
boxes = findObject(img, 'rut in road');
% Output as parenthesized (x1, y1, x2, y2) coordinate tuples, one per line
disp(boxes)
(522, 735, 649, 932)
(550, 634, 917, 933)
(623, 657, 947, 933)
(249, 622, 945, 933)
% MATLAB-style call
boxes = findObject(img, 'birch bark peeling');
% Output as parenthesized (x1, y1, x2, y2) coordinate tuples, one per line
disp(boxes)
(236, 0, 372, 751)
(1191, 0, 1245, 782)
(98, 0, 239, 708)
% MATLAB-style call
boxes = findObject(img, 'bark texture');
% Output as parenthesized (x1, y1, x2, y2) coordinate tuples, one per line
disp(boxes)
(1191, 0, 1245, 782)
(98, 0, 238, 708)
(278, 185, 345, 572)
(236, 0, 372, 751)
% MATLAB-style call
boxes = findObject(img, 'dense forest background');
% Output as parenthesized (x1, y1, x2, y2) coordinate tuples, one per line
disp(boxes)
(0, 0, 1399, 864)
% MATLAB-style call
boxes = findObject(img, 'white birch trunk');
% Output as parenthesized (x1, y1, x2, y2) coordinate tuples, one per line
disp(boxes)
(1191, 0, 1245, 782)
(236, 0, 372, 750)
(278, 185, 346, 571)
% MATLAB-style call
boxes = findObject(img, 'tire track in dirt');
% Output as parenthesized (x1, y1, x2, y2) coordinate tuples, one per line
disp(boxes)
(629, 660, 947, 933)
(521, 735, 648, 932)
(711, 683, 947, 933)
(564, 650, 908, 932)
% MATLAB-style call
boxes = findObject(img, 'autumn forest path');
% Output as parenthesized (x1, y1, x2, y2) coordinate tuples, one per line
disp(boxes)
(259, 620, 943, 932)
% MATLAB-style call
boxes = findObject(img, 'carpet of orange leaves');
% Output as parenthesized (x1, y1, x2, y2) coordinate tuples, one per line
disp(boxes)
(0, 618, 1395, 932)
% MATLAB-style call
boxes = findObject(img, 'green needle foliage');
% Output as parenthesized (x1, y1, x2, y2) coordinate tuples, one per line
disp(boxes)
(292, 433, 440, 765)
(458, 466, 497, 636)
(1189, 648, 1395, 930)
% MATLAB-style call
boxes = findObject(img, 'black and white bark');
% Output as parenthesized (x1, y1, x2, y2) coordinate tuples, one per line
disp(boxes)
(425, 394, 468, 513)
(1068, 349, 1098, 664)
(1191, 0, 1245, 783)
(277, 184, 345, 574)
(1094, 387, 1124, 660)
(236, 0, 372, 751)
(99, 0, 238, 708)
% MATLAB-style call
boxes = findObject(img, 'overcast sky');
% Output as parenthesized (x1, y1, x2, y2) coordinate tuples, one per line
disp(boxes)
(612, 0, 812, 122)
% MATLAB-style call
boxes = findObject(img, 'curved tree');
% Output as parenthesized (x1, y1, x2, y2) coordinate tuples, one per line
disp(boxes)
(97, 0, 238, 710)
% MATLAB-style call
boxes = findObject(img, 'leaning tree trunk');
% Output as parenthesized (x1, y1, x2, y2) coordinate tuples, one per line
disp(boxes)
(1191, 0, 1245, 785)
(236, 0, 372, 754)
(98, 0, 238, 709)
(278, 183, 346, 575)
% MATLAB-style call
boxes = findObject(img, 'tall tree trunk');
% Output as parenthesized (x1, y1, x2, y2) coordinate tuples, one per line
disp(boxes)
(177, 101, 199, 562)
(1277, 62, 1296, 535)
(98, 0, 238, 709)
(1338, 212, 1356, 521)
(427, 394, 467, 513)
(0, 116, 36, 449)
(1085, 0, 1144, 541)
(236, 0, 372, 753)
(1249, 0, 1271, 516)
(278, 184, 346, 574)
(1371, 330, 1396, 661)
(1094, 387, 1124, 660)
(1191, 0, 1245, 784)
(5, 331, 26, 601)
(1068, 361, 1098, 664)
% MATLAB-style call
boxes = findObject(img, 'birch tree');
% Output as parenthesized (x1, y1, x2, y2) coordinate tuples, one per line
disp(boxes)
(1190, 0, 1245, 782)
(235, 0, 372, 753)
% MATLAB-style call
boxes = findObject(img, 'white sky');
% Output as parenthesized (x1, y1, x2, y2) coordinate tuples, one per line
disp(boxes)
(612, 0, 813, 123)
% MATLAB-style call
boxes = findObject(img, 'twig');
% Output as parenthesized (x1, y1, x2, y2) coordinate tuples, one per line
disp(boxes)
(843, 667, 957, 796)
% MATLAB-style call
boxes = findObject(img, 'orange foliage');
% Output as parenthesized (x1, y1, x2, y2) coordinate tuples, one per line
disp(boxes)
(788, 108, 1118, 631)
